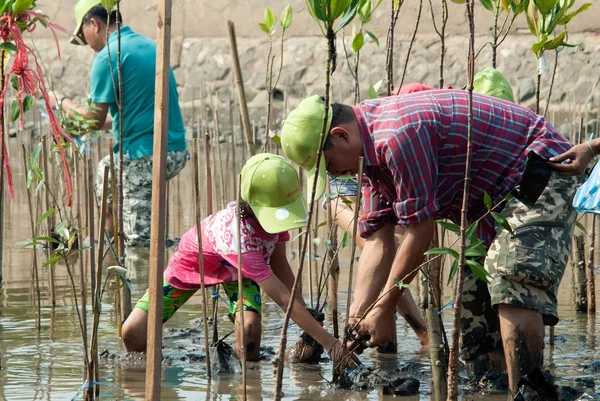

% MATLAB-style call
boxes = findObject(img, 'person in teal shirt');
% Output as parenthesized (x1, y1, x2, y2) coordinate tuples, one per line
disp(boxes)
(50, 0, 188, 247)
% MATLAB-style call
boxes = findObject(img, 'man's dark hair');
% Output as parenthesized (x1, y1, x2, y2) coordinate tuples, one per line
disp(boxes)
(321, 99, 354, 149)
(82, 5, 122, 26)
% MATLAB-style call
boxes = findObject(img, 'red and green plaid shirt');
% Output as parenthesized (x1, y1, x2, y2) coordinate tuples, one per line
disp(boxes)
(354, 90, 571, 244)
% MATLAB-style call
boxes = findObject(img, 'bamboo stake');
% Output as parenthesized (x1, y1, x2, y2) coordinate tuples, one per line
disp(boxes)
(573, 234, 587, 312)
(274, 27, 336, 397)
(116, 0, 126, 272)
(344, 159, 364, 332)
(385, 0, 402, 95)
(227, 21, 255, 156)
(588, 215, 596, 313)
(235, 175, 247, 400)
(85, 158, 97, 401)
(398, 0, 423, 90)
(326, 179, 340, 338)
(75, 155, 88, 350)
(204, 133, 214, 215)
(23, 145, 41, 331)
(192, 138, 212, 377)
(41, 137, 56, 308)
(427, 225, 447, 401)
(447, 0, 475, 399)
(145, 0, 172, 397)
(212, 101, 226, 209)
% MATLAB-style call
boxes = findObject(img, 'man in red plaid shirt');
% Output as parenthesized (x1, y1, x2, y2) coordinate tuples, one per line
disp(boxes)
(281, 90, 581, 395)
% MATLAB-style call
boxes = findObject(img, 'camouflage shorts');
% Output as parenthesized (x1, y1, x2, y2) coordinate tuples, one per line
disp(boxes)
(96, 150, 189, 247)
(460, 171, 582, 361)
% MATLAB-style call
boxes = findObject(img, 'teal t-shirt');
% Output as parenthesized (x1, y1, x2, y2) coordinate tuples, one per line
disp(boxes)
(89, 26, 187, 159)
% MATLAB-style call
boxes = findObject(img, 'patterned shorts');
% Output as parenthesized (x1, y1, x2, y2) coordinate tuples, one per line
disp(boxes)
(135, 278, 262, 323)
(460, 171, 583, 361)
(95, 150, 188, 247)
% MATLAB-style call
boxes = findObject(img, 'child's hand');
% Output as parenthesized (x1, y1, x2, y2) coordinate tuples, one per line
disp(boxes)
(327, 339, 361, 377)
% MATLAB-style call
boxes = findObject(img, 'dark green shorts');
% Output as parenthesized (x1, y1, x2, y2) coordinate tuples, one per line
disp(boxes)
(135, 278, 262, 323)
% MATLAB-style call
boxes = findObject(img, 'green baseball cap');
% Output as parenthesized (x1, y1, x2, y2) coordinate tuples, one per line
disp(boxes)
(280, 95, 332, 203)
(240, 153, 308, 234)
(473, 67, 515, 103)
(71, 0, 102, 45)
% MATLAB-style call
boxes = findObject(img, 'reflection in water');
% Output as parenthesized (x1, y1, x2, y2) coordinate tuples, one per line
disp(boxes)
(0, 138, 599, 401)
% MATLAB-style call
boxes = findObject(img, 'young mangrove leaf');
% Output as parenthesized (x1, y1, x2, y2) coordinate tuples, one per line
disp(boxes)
(11, 0, 33, 14)
(351, 31, 364, 52)
(483, 191, 492, 210)
(465, 240, 487, 258)
(316, 220, 328, 228)
(365, 30, 379, 46)
(336, 0, 361, 31)
(466, 259, 490, 282)
(438, 220, 461, 233)
(0, 42, 17, 52)
(36, 208, 56, 225)
(479, 0, 494, 11)
(280, 4, 293, 29)
(465, 221, 478, 240)
(100, 0, 116, 12)
(576, 221, 587, 233)
(23, 94, 33, 113)
(447, 259, 459, 285)
(424, 246, 459, 259)
(265, 7, 276, 30)
(491, 212, 514, 235)
(10, 99, 19, 122)
(341, 230, 351, 248)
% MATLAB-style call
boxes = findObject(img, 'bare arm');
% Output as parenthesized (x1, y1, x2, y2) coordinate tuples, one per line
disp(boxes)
(548, 138, 600, 176)
(269, 243, 304, 305)
(60, 98, 110, 131)
(257, 274, 336, 351)
(347, 223, 397, 319)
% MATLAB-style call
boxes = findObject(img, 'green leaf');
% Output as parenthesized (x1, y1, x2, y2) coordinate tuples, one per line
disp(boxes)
(280, 4, 293, 29)
(264, 7, 276, 30)
(351, 31, 364, 52)
(465, 221, 478, 240)
(341, 230, 351, 248)
(466, 259, 490, 282)
(394, 278, 413, 289)
(504, 192, 514, 201)
(340, 196, 354, 210)
(491, 212, 514, 235)
(576, 221, 587, 233)
(479, 0, 494, 10)
(259, 22, 270, 34)
(465, 240, 487, 257)
(23, 94, 34, 113)
(358, 0, 371, 23)
(447, 259, 458, 285)
(307, 0, 327, 23)
(526, 1, 541, 36)
(542, 31, 567, 51)
(532, 34, 548, 56)
(483, 191, 492, 210)
(55, 221, 69, 241)
(0, 42, 17, 52)
(10, 99, 19, 122)
(438, 220, 461, 233)
(316, 220, 328, 228)
(336, 0, 360, 32)
(557, 2, 592, 25)
(424, 246, 459, 259)
(68, 233, 77, 250)
(533, 0, 558, 15)
(365, 30, 379, 46)
(11, 0, 33, 14)
(100, 0, 115, 11)
(36, 208, 56, 225)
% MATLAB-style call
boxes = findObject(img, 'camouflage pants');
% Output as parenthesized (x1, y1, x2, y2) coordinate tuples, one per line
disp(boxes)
(460, 171, 582, 361)
(96, 150, 189, 247)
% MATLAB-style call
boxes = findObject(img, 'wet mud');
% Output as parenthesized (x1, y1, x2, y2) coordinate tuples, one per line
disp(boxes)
(338, 365, 420, 396)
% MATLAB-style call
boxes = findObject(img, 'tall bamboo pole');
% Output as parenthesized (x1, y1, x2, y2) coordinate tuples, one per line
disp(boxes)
(41, 138, 56, 308)
(192, 138, 211, 377)
(116, 0, 126, 273)
(446, 0, 475, 399)
(75, 155, 88, 349)
(573, 234, 587, 312)
(85, 158, 97, 401)
(588, 215, 597, 313)
(235, 176, 247, 400)
(326, 180, 340, 338)
(145, 0, 172, 398)
(0, 49, 5, 285)
(227, 21, 255, 156)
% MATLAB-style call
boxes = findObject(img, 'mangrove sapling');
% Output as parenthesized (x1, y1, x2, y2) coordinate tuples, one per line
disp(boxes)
(544, 48, 561, 117)
(192, 138, 212, 378)
(428, 0, 448, 88)
(398, 0, 423, 90)
(588, 214, 597, 313)
(0, 48, 5, 285)
(343, 0, 383, 103)
(204, 133, 214, 215)
(274, 1, 361, 394)
(523, 0, 592, 113)
(446, 0, 476, 397)
(41, 137, 55, 307)
(385, 0, 403, 95)
(258, 5, 292, 151)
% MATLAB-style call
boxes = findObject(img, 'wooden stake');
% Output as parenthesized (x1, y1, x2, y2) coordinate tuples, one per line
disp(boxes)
(192, 138, 212, 378)
(204, 133, 214, 215)
(212, 102, 226, 209)
(145, 0, 172, 397)
(344, 158, 364, 326)
(235, 175, 247, 400)
(75, 155, 88, 350)
(0, 49, 5, 286)
(41, 137, 56, 308)
(326, 179, 340, 338)
(227, 21, 255, 156)
(573, 234, 587, 312)
(85, 158, 97, 401)
(588, 215, 597, 313)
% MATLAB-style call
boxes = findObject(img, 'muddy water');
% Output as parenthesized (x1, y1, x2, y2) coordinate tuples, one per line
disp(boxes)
(1, 137, 599, 401)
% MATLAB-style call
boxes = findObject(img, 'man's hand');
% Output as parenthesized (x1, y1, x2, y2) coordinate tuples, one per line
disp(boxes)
(548, 142, 596, 176)
(345, 305, 396, 354)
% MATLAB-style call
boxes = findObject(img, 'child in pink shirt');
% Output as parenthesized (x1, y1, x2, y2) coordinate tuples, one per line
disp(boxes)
(121, 153, 358, 370)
